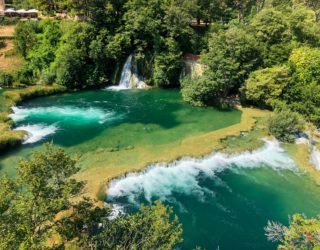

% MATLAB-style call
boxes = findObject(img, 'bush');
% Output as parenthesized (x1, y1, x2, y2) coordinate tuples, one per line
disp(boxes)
(14, 20, 39, 58)
(242, 66, 291, 107)
(267, 109, 305, 143)
(0, 72, 14, 87)
(0, 17, 20, 26)
(0, 39, 5, 49)
(181, 74, 217, 106)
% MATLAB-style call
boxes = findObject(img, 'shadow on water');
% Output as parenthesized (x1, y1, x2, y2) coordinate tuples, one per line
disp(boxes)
(0, 88, 241, 175)
(7, 89, 241, 148)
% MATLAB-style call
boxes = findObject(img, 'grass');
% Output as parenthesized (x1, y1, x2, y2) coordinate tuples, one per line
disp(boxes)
(220, 116, 270, 154)
(0, 25, 15, 38)
(0, 25, 25, 73)
(0, 85, 67, 151)
(74, 107, 271, 200)
(0, 54, 24, 73)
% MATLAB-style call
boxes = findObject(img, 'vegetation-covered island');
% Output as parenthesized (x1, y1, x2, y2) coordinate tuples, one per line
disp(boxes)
(0, 0, 320, 249)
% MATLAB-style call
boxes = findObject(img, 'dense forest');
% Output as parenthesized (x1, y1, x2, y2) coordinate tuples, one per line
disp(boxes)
(1, 0, 320, 249)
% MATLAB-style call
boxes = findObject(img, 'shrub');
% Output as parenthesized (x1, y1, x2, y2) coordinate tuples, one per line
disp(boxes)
(0, 39, 5, 49)
(242, 66, 291, 107)
(267, 109, 305, 143)
(0, 72, 14, 87)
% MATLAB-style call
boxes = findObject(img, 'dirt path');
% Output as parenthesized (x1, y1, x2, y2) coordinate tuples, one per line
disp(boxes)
(0, 25, 15, 38)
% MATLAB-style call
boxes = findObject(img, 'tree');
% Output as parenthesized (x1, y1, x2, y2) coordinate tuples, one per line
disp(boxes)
(251, 8, 289, 45)
(265, 214, 320, 249)
(0, 143, 83, 249)
(153, 38, 182, 87)
(14, 21, 39, 59)
(182, 26, 261, 106)
(52, 22, 100, 88)
(28, 20, 62, 79)
(283, 46, 320, 125)
(250, 8, 292, 67)
(181, 73, 219, 106)
(0, 144, 183, 249)
(289, 46, 320, 84)
(267, 109, 305, 143)
(242, 66, 291, 107)
(91, 201, 182, 249)
(289, 5, 320, 45)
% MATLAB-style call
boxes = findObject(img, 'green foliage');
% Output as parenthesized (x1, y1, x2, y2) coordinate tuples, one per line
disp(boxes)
(267, 109, 305, 143)
(265, 214, 320, 249)
(27, 20, 62, 79)
(283, 46, 320, 125)
(14, 21, 39, 59)
(182, 27, 261, 106)
(242, 66, 291, 107)
(0, 17, 20, 26)
(53, 22, 109, 88)
(91, 201, 182, 249)
(0, 145, 183, 249)
(289, 5, 320, 45)
(289, 46, 320, 83)
(0, 72, 14, 87)
(153, 38, 182, 87)
(12, 0, 34, 9)
(251, 9, 289, 45)
(0, 144, 82, 249)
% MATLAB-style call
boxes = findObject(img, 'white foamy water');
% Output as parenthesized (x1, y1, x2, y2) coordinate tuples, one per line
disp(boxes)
(107, 54, 147, 90)
(14, 124, 58, 144)
(10, 106, 117, 124)
(108, 204, 125, 220)
(107, 140, 297, 205)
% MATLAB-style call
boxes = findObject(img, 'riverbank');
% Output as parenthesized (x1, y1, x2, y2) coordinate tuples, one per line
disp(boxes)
(0, 85, 66, 150)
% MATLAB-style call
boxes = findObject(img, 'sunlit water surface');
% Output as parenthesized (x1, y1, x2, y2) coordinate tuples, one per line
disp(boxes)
(0, 89, 319, 249)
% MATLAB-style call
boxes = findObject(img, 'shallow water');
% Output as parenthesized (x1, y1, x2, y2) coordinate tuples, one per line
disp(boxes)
(0, 89, 241, 175)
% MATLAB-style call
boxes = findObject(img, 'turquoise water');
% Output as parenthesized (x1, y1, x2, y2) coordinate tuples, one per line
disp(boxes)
(0, 89, 241, 175)
(0, 89, 319, 249)
(107, 141, 320, 249)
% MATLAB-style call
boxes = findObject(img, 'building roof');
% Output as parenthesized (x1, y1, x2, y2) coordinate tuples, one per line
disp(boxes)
(4, 8, 15, 13)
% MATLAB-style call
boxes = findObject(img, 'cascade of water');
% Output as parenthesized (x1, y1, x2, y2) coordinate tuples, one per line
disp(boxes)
(108, 54, 147, 90)
(107, 139, 297, 205)
(118, 54, 134, 89)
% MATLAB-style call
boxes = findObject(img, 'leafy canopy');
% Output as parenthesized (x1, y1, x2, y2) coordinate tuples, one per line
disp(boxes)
(0, 144, 183, 250)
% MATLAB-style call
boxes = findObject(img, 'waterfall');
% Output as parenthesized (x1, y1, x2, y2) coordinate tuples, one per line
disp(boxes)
(118, 54, 134, 89)
(108, 54, 147, 90)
